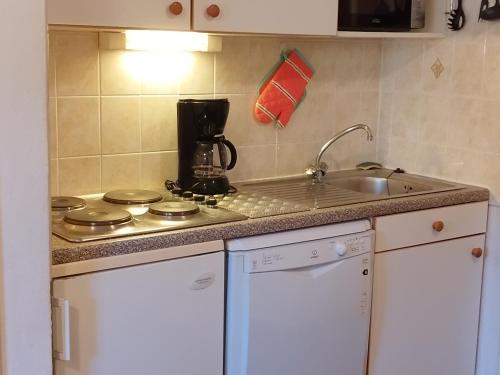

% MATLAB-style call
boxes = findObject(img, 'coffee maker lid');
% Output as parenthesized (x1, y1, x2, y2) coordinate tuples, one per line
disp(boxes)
(178, 98, 228, 104)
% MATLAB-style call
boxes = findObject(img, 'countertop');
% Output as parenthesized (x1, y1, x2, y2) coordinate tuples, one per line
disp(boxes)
(52, 184, 489, 265)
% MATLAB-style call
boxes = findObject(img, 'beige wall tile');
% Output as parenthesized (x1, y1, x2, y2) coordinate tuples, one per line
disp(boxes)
(100, 50, 141, 95)
(330, 136, 376, 170)
(247, 38, 282, 88)
(50, 159, 58, 196)
(335, 42, 365, 92)
(378, 93, 393, 139)
(226, 145, 276, 182)
(385, 136, 417, 171)
(414, 144, 448, 178)
(101, 97, 141, 154)
(472, 99, 500, 151)
(289, 41, 337, 95)
(277, 142, 323, 176)
(451, 43, 484, 96)
(52, 31, 99, 96)
(179, 53, 214, 95)
(219, 94, 277, 147)
(277, 91, 335, 144)
(58, 97, 100, 157)
(140, 51, 182, 95)
(390, 93, 421, 140)
(446, 97, 481, 149)
(483, 44, 500, 98)
(102, 154, 141, 191)
(59, 156, 101, 195)
(141, 152, 178, 189)
(422, 39, 453, 93)
(419, 95, 449, 146)
(215, 38, 251, 94)
(393, 41, 423, 92)
(141, 96, 178, 152)
(48, 98, 57, 158)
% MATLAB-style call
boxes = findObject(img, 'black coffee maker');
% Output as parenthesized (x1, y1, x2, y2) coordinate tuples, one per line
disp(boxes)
(176, 99, 238, 195)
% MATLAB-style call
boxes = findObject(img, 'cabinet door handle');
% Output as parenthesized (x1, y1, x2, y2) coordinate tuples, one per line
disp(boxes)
(206, 4, 221, 18)
(52, 298, 71, 361)
(169, 1, 183, 15)
(432, 220, 445, 232)
(472, 248, 483, 258)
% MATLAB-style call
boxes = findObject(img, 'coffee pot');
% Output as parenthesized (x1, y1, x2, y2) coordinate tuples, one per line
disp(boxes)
(191, 135, 237, 195)
(176, 99, 238, 195)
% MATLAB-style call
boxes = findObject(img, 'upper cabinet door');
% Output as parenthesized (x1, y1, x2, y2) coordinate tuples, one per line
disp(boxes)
(193, 0, 338, 35)
(47, 0, 191, 30)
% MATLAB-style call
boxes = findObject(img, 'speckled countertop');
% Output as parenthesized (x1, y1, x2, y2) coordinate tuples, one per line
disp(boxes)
(52, 185, 489, 265)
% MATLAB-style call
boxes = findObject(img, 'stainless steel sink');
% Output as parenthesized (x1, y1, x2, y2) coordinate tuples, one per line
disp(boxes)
(323, 169, 460, 198)
(325, 176, 433, 196)
(226, 169, 465, 216)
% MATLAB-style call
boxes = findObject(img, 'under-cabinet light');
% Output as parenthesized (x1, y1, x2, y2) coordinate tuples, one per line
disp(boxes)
(99, 31, 222, 52)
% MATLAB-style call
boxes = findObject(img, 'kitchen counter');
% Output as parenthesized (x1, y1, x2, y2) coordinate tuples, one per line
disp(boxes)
(52, 184, 489, 265)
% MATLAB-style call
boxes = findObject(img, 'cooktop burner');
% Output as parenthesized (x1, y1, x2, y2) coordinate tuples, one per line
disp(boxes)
(148, 202, 200, 217)
(51, 190, 248, 242)
(64, 208, 133, 226)
(52, 196, 86, 211)
(103, 189, 163, 205)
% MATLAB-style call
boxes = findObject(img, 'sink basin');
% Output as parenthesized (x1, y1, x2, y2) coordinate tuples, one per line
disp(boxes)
(323, 170, 461, 199)
(326, 176, 433, 196)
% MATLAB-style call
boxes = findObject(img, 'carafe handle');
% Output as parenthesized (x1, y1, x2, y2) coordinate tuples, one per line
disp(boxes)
(221, 138, 237, 170)
(217, 138, 228, 170)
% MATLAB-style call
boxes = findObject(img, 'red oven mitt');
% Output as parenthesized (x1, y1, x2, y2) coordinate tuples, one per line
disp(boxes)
(255, 49, 314, 128)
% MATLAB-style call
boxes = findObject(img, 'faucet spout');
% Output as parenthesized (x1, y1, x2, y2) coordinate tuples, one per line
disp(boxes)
(306, 124, 374, 183)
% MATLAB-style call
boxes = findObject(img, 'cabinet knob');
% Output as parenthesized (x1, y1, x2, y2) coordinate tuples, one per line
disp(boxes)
(432, 220, 445, 232)
(472, 248, 483, 258)
(206, 4, 221, 18)
(169, 1, 183, 15)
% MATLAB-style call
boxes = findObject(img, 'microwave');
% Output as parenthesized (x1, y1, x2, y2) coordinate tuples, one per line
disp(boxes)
(338, 0, 426, 32)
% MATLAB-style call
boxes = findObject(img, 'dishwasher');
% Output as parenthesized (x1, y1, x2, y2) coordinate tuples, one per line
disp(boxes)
(225, 220, 374, 375)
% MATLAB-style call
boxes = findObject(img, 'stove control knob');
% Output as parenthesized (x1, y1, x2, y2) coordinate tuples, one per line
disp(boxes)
(182, 191, 194, 200)
(334, 242, 348, 257)
(171, 188, 182, 197)
(206, 197, 218, 208)
(194, 195, 205, 204)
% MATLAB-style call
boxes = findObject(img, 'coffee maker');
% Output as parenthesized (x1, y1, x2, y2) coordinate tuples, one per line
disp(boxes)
(176, 99, 238, 195)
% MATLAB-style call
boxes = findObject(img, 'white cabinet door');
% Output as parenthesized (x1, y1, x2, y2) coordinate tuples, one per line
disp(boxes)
(52, 252, 224, 375)
(369, 235, 485, 375)
(193, 0, 338, 35)
(47, 0, 191, 30)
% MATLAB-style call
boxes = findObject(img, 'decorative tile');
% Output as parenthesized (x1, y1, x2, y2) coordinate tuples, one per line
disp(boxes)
(431, 58, 445, 79)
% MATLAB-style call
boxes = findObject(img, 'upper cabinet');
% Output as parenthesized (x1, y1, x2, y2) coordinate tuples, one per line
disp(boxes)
(47, 0, 443, 38)
(47, 0, 337, 36)
(192, 0, 338, 36)
(46, 0, 191, 30)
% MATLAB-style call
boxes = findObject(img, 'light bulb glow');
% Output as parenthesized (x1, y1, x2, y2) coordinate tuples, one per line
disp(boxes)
(122, 51, 195, 86)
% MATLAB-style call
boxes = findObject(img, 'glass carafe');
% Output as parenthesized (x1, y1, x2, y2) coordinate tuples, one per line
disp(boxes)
(191, 136, 237, 195)
(192, 140, 226, 179)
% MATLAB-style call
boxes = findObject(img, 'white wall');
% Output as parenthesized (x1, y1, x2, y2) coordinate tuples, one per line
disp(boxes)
(0, 0, 52, 373)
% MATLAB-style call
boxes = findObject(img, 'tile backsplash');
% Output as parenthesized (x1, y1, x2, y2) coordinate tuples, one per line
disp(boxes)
(48, 31, 381, 196)
(377, 0, 500, 203)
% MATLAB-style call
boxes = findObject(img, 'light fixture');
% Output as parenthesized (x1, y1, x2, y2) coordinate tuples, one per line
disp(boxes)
(99, 31, 222, 52)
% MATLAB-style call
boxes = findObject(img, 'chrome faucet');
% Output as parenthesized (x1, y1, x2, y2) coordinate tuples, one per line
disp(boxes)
(305, 124, 374, 183)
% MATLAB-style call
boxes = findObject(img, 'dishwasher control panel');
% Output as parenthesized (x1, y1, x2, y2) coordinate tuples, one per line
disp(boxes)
(244, 231, 374, 273)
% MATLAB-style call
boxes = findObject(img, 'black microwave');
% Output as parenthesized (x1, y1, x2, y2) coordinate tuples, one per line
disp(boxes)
(338, 0, 425, 32)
